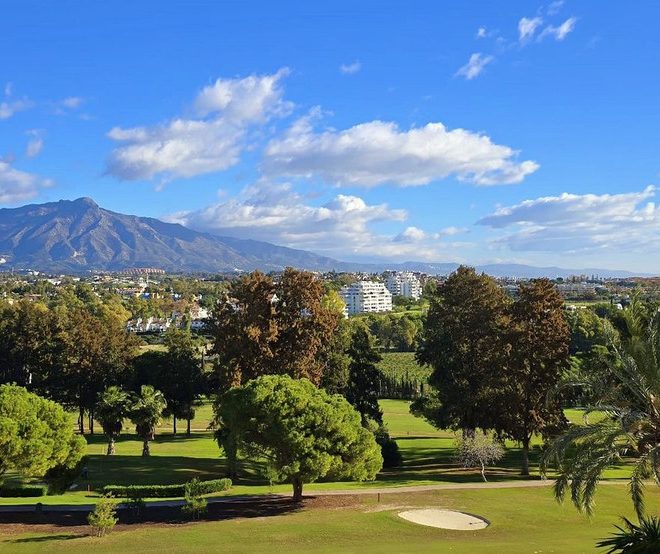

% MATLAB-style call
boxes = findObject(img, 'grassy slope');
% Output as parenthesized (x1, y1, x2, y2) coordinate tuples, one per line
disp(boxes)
(2, 486, 657, 553)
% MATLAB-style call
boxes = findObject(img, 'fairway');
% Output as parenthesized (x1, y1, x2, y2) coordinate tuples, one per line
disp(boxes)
(1, 485, 656, 553)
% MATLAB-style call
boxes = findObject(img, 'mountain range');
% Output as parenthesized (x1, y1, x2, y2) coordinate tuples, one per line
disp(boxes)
(0, 198, 647, 278)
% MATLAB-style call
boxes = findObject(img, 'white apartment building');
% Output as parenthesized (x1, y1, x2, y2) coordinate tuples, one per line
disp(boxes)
(340, 281, 393, 315)
(385, 272, 423, 300)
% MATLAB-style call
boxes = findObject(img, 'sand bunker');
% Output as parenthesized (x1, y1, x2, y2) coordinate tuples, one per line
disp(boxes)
(398, 509, 489, 530)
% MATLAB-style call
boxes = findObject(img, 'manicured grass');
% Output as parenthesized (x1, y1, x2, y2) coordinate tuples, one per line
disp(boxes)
(0, 400, 630, 506)
(2, 485, 656, 553)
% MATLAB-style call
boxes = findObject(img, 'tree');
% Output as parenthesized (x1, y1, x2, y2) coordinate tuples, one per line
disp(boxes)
(0, 384, 86, 479)
(498, 279, 570, 475)
(87, 496, 119, 537)
(542, 297, 660, 517)
(413, 266, 510, 433)
(162, 328, 206, 435)
(130, 385, 166, 457)
(210, 269, 341, 389)
(96, 386, 132, 456)
(50, 307, 139, 435)
(214, 375, 382, 501)
(454, 432, 504, 482)
(346, 323, 383, 424)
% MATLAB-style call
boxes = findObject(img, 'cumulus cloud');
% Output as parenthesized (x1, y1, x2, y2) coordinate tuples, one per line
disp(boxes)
(106, 69, 291, 182)
(540, 17, 577, 41)
(339, 61, 362, 75)
(0, 161, 53, 204)
(263, 114, 538, 187)
(59, 96, 84, 109)
(393, 225, 466, 243)
(518, 16, 544, 42)
(165, 181, 466, 260)
(455, 53, 494, 80)
(478, 186, 660, 253)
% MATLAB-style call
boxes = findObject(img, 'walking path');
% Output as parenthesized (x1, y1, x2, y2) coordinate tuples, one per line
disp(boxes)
(0, 479, 629, 514)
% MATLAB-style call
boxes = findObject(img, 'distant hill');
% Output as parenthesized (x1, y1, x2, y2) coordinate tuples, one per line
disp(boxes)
(0, 198, 648, 278)
(0, 198, 344, 273)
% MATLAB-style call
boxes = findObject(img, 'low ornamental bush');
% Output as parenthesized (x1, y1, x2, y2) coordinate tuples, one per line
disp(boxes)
(0, 484, 48, 497)
(102, 478, 231, 498)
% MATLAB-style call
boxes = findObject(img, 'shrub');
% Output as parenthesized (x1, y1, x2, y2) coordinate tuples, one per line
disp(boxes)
(181, 478, 207, 520)
(102, 478, 231, 498)
(0, 484, 48, 497)
(597, 516, 660, 553)
(87, 496, 119, 537)
(372, 424, 402, 468)
(44, 457, 88, 495)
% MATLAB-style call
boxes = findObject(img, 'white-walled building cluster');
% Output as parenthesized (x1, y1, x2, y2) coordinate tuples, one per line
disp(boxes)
(385, 272, 422, 299)
(340, 281, 393, 315)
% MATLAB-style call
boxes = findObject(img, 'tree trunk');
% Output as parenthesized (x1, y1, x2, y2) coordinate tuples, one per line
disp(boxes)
(78, 406, 85, 435)
(521, 438, 530, 476)
(89, 410, 94, 435)
(186, 417, 191, 436)
(173, 417, 177, 435)
(142, 440, 150, 457)
(292, 476, 304, 502)
(107, 436, 116, 456)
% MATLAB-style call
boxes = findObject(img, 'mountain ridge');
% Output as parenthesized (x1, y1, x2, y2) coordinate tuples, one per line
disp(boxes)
(0, 197, 650, 278)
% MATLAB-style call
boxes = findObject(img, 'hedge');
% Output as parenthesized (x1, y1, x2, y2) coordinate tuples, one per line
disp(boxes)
(0, 484, 48, 497)
(102, 478, 232, 499)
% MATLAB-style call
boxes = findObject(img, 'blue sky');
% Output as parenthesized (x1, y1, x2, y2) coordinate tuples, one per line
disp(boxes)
(2, 1, 660, 271)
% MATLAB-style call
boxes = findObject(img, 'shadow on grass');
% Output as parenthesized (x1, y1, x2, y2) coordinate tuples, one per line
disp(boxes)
(9, 533, 85, 544)
(1, 496, 302, 531)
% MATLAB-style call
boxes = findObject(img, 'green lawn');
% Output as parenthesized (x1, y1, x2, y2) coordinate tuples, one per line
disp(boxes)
(2, 485, 656, 553)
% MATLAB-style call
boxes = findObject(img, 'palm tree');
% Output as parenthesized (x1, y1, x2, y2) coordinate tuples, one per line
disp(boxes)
(130, 385, 167, 457)
(542, 298, 660, 517)
(96, 386, 132, 455)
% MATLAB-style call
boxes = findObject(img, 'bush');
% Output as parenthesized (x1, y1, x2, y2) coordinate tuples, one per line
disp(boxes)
(0, 484, 48, 497)
(44, 456, 88, 495)
(103, 478, 231, 498)
(88, 496, 119, 537)
(181, 478, 208, 520)
(374, 425, 403, 468)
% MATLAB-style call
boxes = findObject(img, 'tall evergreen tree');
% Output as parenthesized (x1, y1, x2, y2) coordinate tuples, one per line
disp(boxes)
(413, 266, 510, 433)
(498, 279, 570, 475)
(346, 323, 383, 424)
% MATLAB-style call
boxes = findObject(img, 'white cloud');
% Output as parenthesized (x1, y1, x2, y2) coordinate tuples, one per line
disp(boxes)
(547, 1, 564, 15)
(455, 53, 494, 80)
(165, 181, 468, 261)
(263, 114, 538, 187)
(0, 98, 33, 120)
(394, 225, 466, 243)
(540, 17, 577, 41)
(476, 27, 488, 38)
(194, 68, 291, 119)
(25, 130, 44, 158)
(518, 17, 544, 42)
(4, 83, 13, 97)
(478, 186, 660, 253)
(339, 61, 362, 75)
(59, 96, 84, 109)
(106, 69, 291, 182)
(0, 161, 53, 204)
